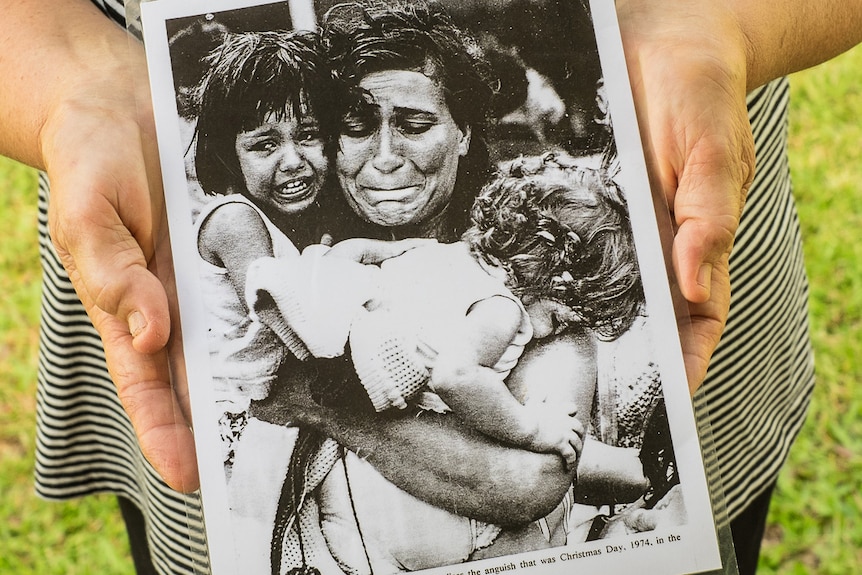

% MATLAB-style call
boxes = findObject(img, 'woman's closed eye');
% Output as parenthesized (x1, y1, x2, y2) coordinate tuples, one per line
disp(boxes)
(550, 312, 568, 335)
(394, 111, 437, 135)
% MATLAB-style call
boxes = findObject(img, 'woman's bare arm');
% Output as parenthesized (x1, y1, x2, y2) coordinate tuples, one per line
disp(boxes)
(0, 0, 196, 490)
(727, 0, 862, 91)
(253, 331, 597, 525)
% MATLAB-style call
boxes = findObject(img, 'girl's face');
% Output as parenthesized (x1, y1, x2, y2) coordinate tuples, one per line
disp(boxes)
(234, 110, 327, 217)
(524, 298, 580, 339)
(336, 69, 471, 236)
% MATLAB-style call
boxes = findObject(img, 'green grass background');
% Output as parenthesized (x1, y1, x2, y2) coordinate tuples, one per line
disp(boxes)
(1, 45, 860, 574)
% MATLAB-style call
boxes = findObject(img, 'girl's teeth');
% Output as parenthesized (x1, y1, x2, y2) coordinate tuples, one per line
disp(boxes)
(279, 180, 308, 195)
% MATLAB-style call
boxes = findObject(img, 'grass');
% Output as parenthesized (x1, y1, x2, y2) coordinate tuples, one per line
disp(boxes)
(0, 161, 134, 573)
(1, 44, 860, 574)
(759, 44, 862, 574)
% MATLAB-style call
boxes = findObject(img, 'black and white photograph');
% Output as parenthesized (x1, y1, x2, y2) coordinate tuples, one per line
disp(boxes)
(140, 0, 727, 573)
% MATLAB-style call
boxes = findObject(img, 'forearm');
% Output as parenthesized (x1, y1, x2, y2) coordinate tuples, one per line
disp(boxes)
(576, 438, 649, 505)
(311, 406, 572, 525)
(252, 361, 572, 525)
(326, 237, 435, 263)
(729, 0, 862, 90)
(0, 0, 147, 168)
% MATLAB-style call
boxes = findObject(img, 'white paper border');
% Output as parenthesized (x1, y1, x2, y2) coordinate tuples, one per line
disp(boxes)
(140, 0, 725, 573)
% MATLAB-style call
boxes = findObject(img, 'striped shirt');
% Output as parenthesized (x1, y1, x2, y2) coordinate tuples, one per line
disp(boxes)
(34, 1, 813, 572)
(696, 78, 815, 521)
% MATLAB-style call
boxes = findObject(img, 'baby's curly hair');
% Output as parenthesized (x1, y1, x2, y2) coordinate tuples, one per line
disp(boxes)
(464, 152, 645, 340)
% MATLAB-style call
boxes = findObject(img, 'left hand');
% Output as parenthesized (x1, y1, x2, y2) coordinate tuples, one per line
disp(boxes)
(617, 0, 755, 392)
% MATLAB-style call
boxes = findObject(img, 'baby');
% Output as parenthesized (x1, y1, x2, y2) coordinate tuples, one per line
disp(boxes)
(250, 151, 644, 464)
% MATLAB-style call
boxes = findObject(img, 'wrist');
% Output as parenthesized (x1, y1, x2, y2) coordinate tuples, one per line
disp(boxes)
(37, 10, 151, 173)
(617, 0, 750, 94)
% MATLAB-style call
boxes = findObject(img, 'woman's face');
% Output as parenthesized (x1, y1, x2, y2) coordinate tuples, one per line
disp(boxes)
(336, 70, 471, 235)
(234, 110, 328, 217)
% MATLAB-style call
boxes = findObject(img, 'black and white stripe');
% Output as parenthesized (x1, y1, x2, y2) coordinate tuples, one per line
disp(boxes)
(34, 1, 814, 571)
(696, 78, 815, 520)
(35, 171, 211, 574)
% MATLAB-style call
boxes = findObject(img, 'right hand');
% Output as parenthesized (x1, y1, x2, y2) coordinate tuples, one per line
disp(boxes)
(39, 38, 199, 492)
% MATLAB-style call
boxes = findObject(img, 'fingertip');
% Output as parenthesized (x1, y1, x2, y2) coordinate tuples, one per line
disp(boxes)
(171, 440, 201, 493)
(697, 262, 711, 287)
(163, 463, 201, 494)
(130, 322, 166, 354)
(694, 263, 713, 299)
(147, 423, 200, 493)
(128, 307, 171, 354)
(675, 258, 712, 305)
(129, 310, 148, 339)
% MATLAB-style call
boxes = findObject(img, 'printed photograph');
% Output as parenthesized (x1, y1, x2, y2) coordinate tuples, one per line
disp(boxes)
(140, 1, 725, 574)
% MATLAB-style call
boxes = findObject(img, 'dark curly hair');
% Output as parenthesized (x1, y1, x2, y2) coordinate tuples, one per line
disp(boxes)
(464, 152, 645, 341)
(193, 30, 337, 197)
(322, 1, 494, 239)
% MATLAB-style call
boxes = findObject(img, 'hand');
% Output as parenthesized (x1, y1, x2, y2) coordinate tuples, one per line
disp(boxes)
(622, 484, 687, 532)
(526, 403, 585, 471)
(617, 0, 755, 392)
(326, 236, 437, 264)
(39, 41, 199, 491)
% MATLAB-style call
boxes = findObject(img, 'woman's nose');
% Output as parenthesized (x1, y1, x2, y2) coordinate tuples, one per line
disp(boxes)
(277, 142, 305, 172)
(371, 126, 405, 173)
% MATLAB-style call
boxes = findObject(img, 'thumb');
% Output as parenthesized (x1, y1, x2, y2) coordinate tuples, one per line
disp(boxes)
(49, 183, 171, 354)
(671, 129, 753, 304)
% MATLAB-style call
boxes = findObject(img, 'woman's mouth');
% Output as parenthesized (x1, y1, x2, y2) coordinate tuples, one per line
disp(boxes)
(360, 184, 422, 202)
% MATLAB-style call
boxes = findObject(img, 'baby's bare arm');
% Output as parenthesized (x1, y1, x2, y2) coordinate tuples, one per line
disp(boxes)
(429, 297, 584, 468)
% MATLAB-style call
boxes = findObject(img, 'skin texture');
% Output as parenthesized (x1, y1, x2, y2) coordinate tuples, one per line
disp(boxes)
(337, 70, 471, 238)
(199, 111, 328, 302)
(232, 111, 327, 224)
(2, 0, 861, 491)
(616, 0, 862, 389)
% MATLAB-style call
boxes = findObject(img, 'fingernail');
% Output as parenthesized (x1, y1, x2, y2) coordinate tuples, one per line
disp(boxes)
(696, 264, 712, 289)
(129, 311, 147, 338)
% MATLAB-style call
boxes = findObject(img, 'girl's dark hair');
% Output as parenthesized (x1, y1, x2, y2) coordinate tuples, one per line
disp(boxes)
(322, 1, 494, 239)
(193, 30, 336, 196)
(464, 152, 645, 341)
